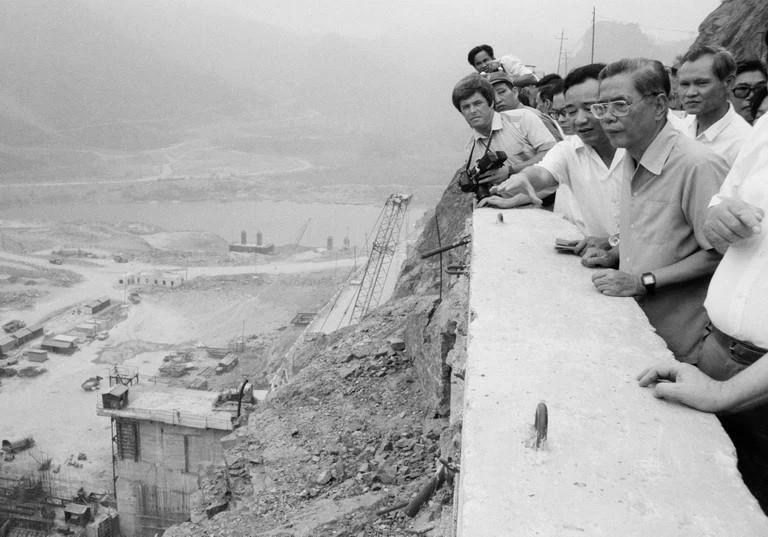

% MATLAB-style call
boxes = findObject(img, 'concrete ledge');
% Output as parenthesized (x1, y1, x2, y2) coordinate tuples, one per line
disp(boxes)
(458, 208, 768, 536)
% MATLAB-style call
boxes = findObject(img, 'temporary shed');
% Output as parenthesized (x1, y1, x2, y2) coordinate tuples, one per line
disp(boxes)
(0, 335, 15, 355)
(102, 385, 129, 410)
(24, 349, 48, 362)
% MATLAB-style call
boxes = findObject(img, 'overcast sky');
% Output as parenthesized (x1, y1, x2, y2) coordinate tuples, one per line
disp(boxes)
(227, 0, 720, 71)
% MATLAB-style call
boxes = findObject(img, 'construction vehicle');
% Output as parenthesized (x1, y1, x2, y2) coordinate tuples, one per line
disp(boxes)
(49, 256, 63, 265)
(2, 319, 25, 333)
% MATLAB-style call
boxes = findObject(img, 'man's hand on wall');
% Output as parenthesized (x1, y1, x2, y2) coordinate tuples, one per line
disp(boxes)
(637, 363, 728, 413)
(488, 174, 543, 206)
(477, 195, 531, 209)
(581, 246, 618, 268)
(591, 269, 644, 297)
(574, 236, 610, 256)
(704, 197, 764, 254)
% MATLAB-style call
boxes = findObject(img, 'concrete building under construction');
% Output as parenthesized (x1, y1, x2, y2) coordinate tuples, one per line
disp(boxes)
(96, 382, 238, 537)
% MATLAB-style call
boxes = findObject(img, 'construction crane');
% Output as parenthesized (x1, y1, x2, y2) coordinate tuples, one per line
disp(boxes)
(294, 218, 312, 246)
(349, 193, 411, 323)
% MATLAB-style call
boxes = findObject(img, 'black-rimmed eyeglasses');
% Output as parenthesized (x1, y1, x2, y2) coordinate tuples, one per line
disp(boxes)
(733, 82, 767, 99)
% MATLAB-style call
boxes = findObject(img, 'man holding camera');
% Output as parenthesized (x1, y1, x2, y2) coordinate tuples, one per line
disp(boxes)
(452, 74, 556, 194)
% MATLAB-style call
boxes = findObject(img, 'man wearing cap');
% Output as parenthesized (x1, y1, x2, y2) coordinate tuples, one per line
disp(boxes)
(452, 74, 557, 186)
(488, 71, 563, 141)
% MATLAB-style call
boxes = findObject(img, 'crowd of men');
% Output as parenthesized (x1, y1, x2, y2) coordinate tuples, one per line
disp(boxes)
(453, 42, 768, 511)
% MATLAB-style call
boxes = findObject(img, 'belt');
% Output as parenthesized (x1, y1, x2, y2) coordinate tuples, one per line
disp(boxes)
(709, 324, 768, 367)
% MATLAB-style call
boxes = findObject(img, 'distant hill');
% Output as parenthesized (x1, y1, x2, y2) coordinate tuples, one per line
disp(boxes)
(0, 1, 271, 150)
(569, 21, 694, 68)
(0, 0, 458, 179)
(692, 0, 768, 60)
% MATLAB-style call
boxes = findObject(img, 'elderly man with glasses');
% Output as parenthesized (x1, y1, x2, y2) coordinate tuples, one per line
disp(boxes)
(586, 58, 729, 364)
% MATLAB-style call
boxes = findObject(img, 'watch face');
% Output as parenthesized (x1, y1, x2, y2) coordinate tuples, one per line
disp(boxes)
(642, 274, 655, 286)
(608, 233, 620, 248)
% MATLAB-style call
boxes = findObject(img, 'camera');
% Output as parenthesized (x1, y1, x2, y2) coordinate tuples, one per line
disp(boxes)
(459, 150, 508, 200)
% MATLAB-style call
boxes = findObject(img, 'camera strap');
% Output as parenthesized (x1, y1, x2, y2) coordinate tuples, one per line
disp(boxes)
(465, 129, 496, 172)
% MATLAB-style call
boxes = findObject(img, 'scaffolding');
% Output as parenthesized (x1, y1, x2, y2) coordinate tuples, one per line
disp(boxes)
(349, 193, 411, 323)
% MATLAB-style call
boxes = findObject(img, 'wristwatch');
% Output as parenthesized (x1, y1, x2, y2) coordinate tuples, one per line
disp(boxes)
(641, 272, 656, 295)
(608, 233, 620, 248)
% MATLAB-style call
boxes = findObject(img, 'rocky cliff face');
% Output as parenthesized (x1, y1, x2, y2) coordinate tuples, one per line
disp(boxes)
(163, 181, 472, 537)
(692, 0, 768, 60)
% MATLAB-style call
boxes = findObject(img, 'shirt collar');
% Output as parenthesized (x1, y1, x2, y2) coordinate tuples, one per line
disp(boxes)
(689, 103, 738, 142)
(473, 111, 503, 140)
(573, 134, 626, 173)
(637, 121, 677, 176)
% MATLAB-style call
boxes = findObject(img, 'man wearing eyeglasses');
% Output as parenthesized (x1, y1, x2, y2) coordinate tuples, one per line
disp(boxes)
(730, 59, 767, 124)
(589, 58, 729, 364)
(478, 64, 623, 251)
(678, 45, 752, 166)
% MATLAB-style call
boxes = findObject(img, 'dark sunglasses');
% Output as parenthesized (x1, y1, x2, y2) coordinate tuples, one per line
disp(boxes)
(733, 82, 767, 99)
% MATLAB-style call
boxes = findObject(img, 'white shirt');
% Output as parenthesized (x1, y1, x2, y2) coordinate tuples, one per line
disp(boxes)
(683, 104, 752, 167)
(704, 113, 768, 348)
(536, 136, 625, 237)
(466, 110, 556, 171)
(497, 54, 535, 79)
(666, 109, 689, 133)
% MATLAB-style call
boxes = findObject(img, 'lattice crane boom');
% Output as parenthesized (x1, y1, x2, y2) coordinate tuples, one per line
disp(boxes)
(350, 193, 411, 323)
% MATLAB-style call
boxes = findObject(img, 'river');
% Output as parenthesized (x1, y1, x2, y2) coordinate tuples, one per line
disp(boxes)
(0, 199, 425, 249)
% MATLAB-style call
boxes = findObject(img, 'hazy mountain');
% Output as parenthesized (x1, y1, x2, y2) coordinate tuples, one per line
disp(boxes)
(0, 0, 272, 150)
(568, 21, 695, 69)
(0, 0, 463, 181)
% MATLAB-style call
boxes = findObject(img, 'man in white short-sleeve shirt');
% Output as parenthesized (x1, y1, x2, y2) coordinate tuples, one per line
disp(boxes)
(479, 63, 624, 251)
(678, 45, 752, 166)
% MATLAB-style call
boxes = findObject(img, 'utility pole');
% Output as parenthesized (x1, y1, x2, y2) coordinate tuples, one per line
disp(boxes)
(556, 30, 567, 75)
(591, 6, 596, 63)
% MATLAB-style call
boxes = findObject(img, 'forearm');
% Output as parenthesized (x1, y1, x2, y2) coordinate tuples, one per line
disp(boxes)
(719, 354, 768, 413)
(510, 145, 554, 174)
(653, 249, 722, 289)
(519, 166, 557, 195)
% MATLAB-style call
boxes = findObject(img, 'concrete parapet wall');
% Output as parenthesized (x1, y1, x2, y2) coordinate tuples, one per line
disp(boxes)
(457, 208, 768, 536)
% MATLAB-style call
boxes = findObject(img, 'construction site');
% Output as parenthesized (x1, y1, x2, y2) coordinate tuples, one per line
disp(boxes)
(0, 192, 416, 537)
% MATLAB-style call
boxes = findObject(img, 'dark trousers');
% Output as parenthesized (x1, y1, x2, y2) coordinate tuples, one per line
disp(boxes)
(698, 324, 768, 514)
